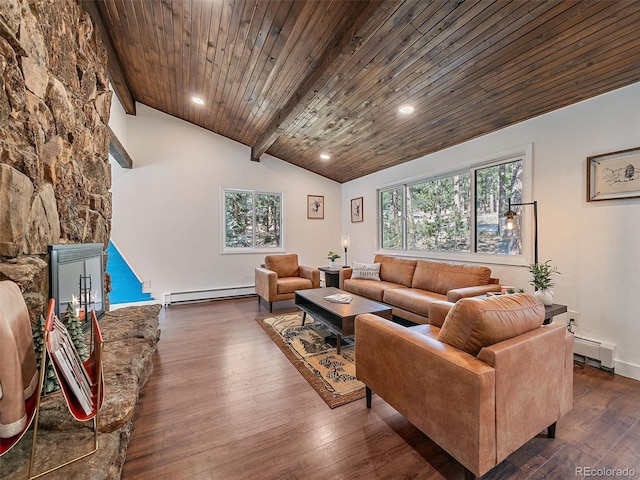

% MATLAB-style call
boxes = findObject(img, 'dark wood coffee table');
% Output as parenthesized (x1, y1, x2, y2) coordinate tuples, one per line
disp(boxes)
(294, 287, 392, 354)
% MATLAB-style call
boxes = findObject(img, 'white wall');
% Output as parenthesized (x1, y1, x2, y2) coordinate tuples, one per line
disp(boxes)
(109, 104, 341, 303)
(341, 82, 640, 380)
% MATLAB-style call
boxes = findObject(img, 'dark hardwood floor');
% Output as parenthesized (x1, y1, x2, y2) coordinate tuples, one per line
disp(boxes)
(121, 297, 640, 480)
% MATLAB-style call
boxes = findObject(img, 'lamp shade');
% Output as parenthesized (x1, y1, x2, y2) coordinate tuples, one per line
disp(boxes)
(341, 235, 350, 248)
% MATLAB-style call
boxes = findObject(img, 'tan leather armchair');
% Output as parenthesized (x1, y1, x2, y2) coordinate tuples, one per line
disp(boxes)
(255, 254, 320, 312)
(355, 294, 573, 479)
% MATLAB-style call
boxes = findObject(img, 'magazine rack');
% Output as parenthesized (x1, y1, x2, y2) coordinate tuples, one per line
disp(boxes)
(28, 299, 104, 479)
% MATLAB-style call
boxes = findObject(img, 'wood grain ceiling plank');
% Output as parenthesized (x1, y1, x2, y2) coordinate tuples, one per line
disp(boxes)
(156, 0, 178, 116)
(478, 1, 631, 92)
(284, 0, 450, 139)
(251, 1, 393, 161)
(340, 1, 629, 151)
(225, 0, 295, 144)
(191, 2, 216, 128)
(83, 0, 136, 114)
(317, 0, 521, 148)
(371, 46, 640, 172)
(287, 0, 499, 149)
(209, 0, 249, 131)
(231, 1, 334, 145)
(144, 0, 171, 116)
(101, 0, 146, 103)
(220, 0, 270, 139)
(202, 0, 230, 128)
(467, 10, 640, 115)
(187, 0, 210, 128)
(212, 1, 259, 134)
(248, 1, 359, 141)
(286, 0, 490, 144)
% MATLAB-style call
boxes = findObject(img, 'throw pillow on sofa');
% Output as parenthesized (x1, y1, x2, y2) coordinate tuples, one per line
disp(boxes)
(351, 262, 381, 281)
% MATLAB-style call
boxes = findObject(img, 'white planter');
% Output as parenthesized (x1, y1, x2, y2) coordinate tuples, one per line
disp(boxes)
(534, 289, 554, 306)
(328, 261, 338, 269)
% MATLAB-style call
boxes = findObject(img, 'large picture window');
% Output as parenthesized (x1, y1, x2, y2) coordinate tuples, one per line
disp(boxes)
(224, 189, 282, 251)
(379, 149, 529, 262)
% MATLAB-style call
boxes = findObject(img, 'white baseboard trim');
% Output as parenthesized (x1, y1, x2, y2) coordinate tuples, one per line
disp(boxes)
(614, 360, 640, 382)
(163, 286, 256, 306)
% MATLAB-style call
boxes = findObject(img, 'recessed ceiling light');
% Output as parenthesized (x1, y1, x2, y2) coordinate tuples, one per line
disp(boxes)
(192, 96, 205, 105)
(398, 104, 415, 115)
(320, 153, 331, 160)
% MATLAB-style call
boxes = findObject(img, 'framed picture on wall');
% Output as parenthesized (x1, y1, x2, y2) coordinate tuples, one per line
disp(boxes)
(351, 197, 363, 222)
(307, 195, 324, 219)
(587, 147, 640, 201)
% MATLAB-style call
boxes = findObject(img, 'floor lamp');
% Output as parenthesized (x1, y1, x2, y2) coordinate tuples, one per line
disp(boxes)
(504, 199, 538, 265)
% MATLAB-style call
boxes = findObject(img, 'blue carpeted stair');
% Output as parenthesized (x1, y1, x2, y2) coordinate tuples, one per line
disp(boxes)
(106, 241, 154, 304)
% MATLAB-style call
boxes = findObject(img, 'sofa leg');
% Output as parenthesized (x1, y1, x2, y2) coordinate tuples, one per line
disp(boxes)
(463, 467, 476, 480)
(548, 422, 556, 439)
(269, 302, 273, 313)
(366, 386, 372, 408)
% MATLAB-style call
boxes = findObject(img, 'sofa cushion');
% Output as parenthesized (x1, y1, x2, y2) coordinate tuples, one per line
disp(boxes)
(351, 261, 381, 281)
(374, 254, 417, 287)
(265, 254, 299, 278)
(437, 293, 544, 356)
(412, 260, 491, 295)
(277, 276, 313, 294)
(383, 287, 447, 317)
(343, 279, 402, 302)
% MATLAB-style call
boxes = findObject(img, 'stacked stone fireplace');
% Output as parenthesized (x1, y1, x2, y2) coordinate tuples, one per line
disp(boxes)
(0, 0, 112, 327)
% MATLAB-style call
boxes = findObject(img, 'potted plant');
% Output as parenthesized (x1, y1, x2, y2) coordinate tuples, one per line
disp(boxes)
(526, 260, 559, 306)
(327, 251, 341, 268)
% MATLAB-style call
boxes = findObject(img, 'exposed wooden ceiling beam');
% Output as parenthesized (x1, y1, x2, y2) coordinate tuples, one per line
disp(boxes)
(108, 126, 133, 169)
(81, 0, 136, 115)
(250, 0, 399, 162)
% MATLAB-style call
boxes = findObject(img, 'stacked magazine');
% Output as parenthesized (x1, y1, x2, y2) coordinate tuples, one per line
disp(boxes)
(49, 317, 93, 415)
(323, 293, 353, 304)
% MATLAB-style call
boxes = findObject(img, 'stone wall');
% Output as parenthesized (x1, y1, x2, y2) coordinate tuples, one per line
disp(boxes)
(0, 0, 112, 324)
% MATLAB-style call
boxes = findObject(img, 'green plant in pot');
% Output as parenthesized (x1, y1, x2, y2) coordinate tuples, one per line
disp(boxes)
(327, 251, 341, 267)
(526, 260, 559, 306)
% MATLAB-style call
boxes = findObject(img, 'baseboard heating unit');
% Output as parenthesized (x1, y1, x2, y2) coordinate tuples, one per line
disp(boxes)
(163, 286, 255, 306)
(573, 335, 615, 371)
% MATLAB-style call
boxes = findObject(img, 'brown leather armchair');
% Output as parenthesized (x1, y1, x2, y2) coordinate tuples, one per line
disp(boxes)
(255, 254, 320, 312)
(355, 294, 573, 479)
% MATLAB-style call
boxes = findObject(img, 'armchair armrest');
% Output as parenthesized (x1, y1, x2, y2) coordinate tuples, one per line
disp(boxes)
(255, 267, 277, 302)
(447, 283, 501, 302)
(477, 323, 573, 463)
(298, 265, 320, 288)
(428, 300, 454, 328)
(355, 313, 496, 476)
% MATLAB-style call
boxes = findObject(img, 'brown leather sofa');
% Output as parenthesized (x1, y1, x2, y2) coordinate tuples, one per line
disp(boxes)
(255, 254, 320, 312)
(355, 293, 574, 479)
(341, 254, 501, 324)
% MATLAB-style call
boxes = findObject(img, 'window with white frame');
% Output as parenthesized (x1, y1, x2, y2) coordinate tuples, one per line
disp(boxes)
(379, 153, 526, 259)
(224, 189, 282, 251)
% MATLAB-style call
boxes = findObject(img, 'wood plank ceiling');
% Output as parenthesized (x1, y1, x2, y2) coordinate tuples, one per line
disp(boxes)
(89, 0, 640, 183)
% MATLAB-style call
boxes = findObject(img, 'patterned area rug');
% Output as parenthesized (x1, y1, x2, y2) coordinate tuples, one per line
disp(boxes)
(257, 313, 365, 408)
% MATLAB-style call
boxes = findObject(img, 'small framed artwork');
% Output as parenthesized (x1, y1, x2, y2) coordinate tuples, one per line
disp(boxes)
(307, 195, 324, 219)
(587, 147, 640, 202)
(351, 197, 363, 222)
